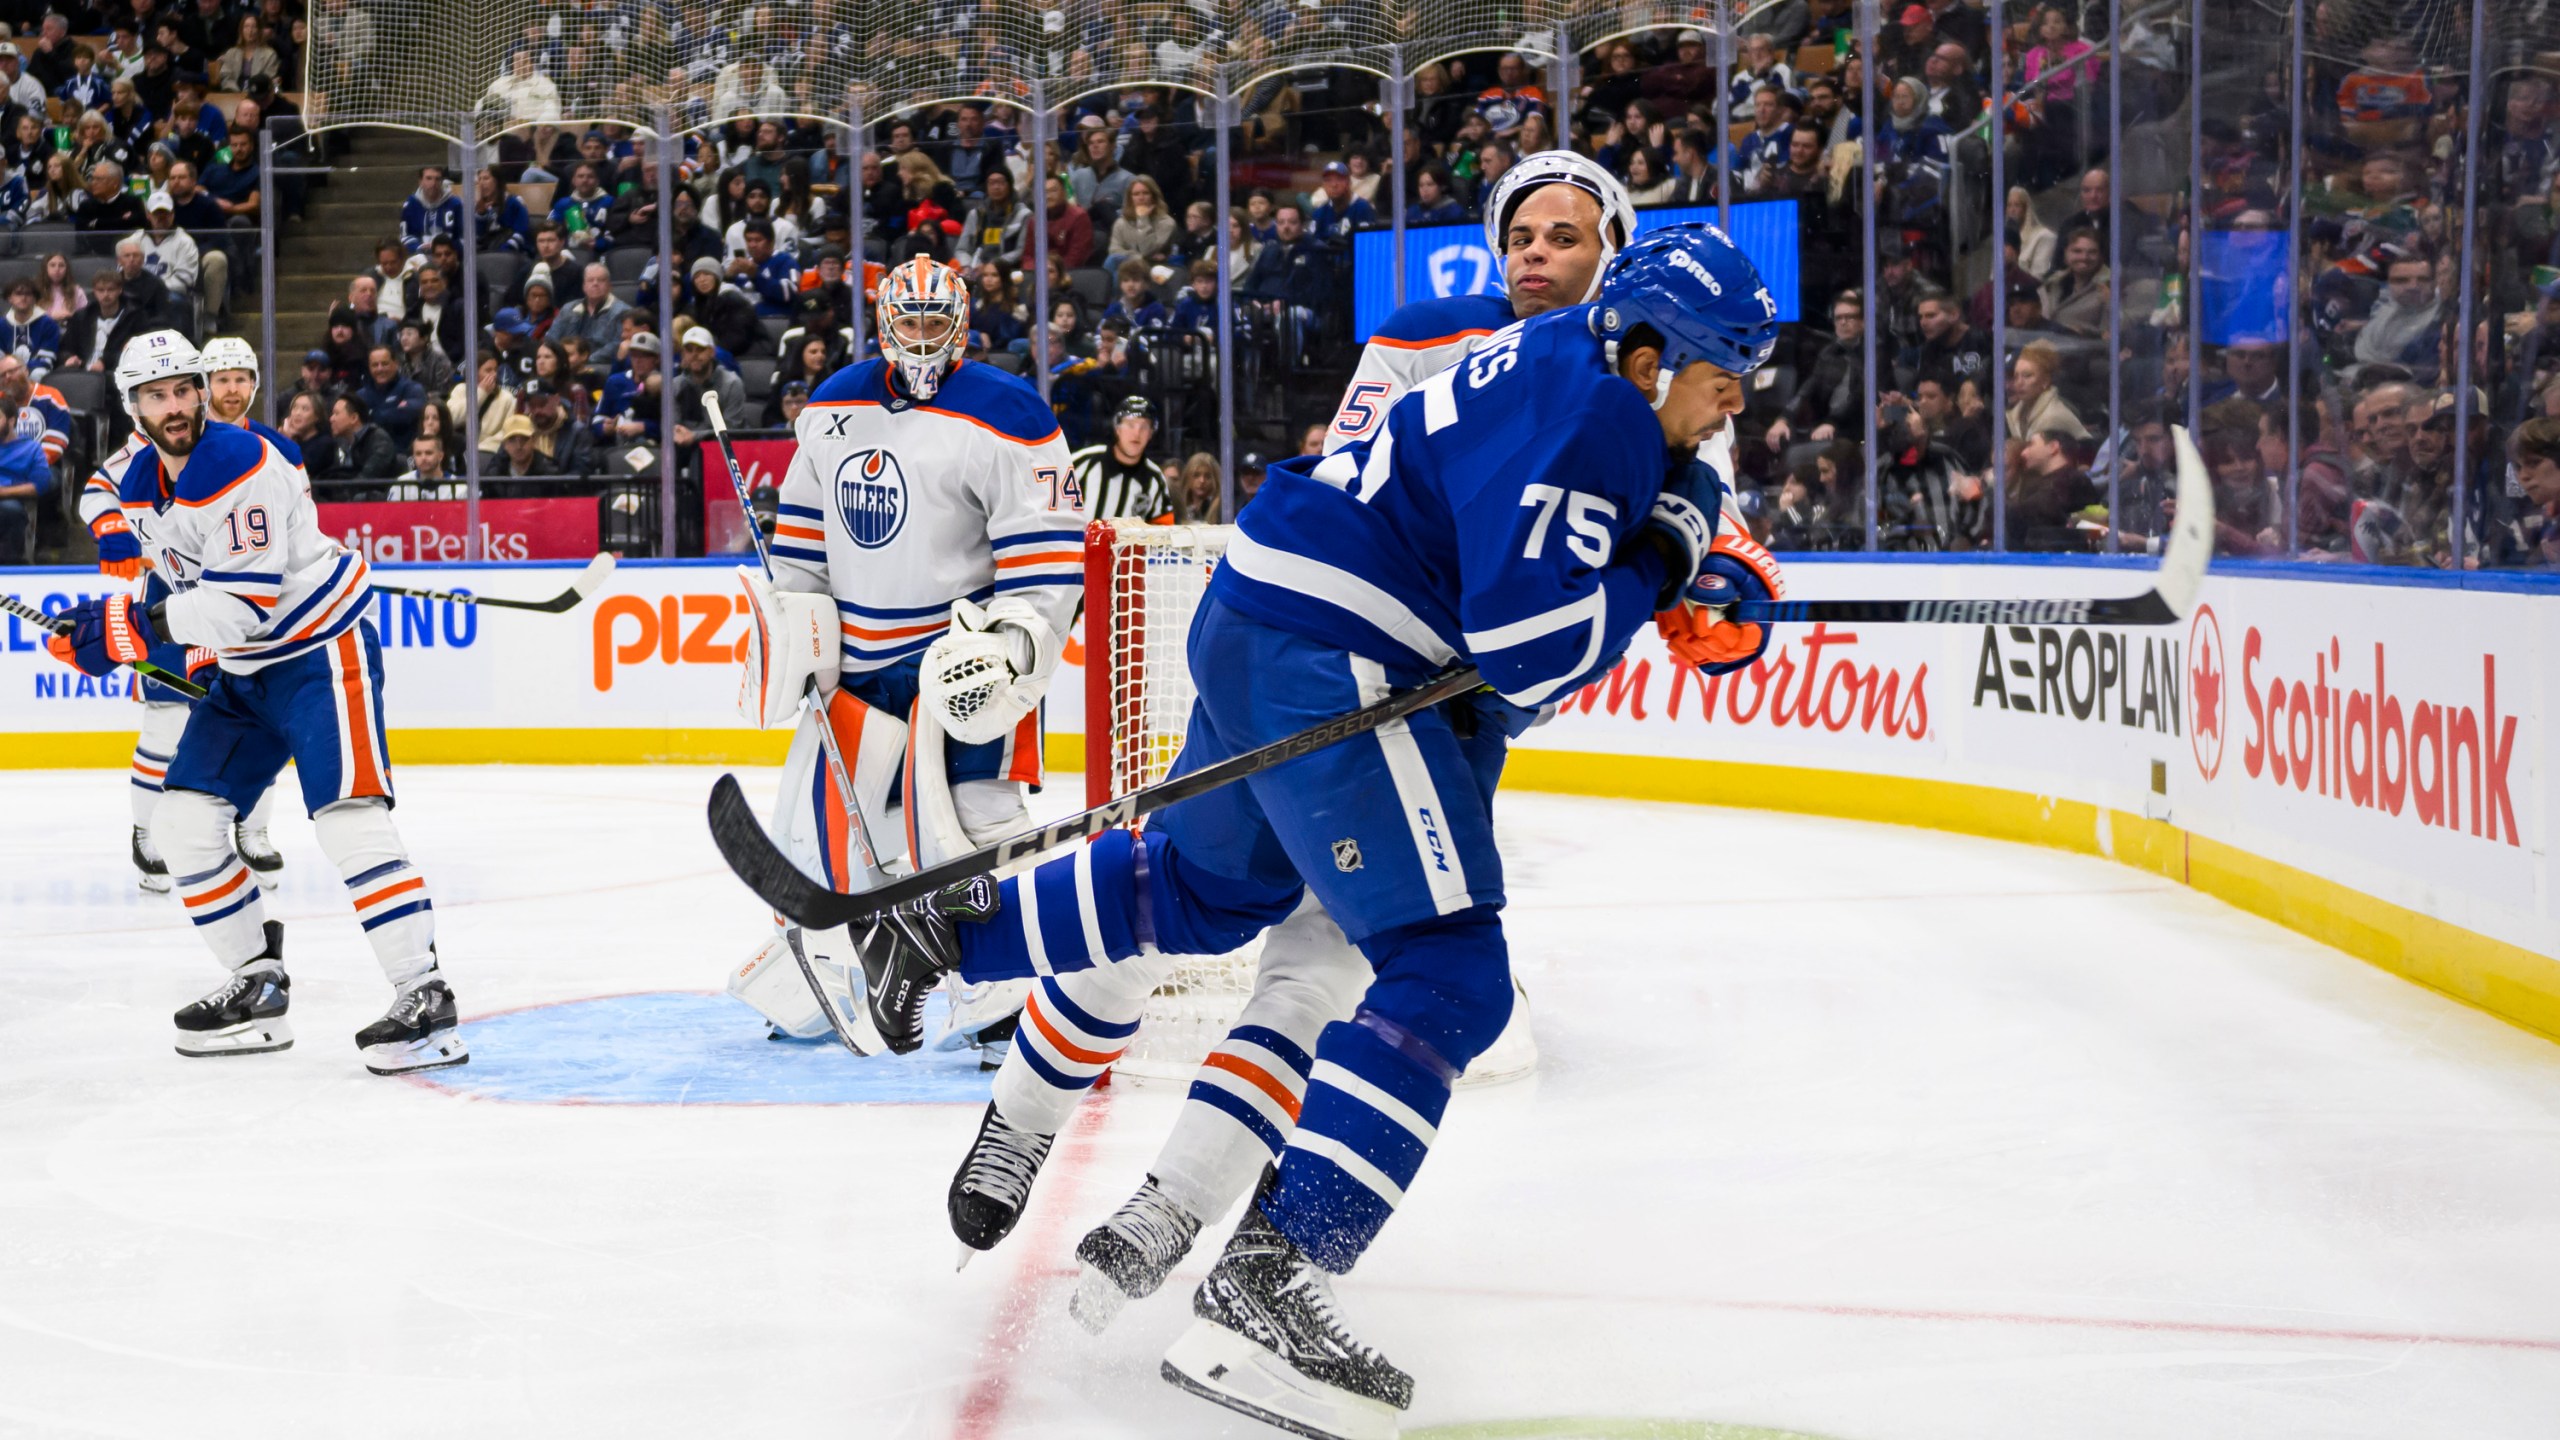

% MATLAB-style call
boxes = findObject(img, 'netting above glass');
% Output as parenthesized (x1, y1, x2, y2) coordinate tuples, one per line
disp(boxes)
(300, 0, 1721, 137)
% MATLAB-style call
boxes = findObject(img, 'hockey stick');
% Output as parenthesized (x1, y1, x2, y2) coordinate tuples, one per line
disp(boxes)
(697, 391, 774, 574)
(368, 552, 618, 613)
(0, 593, 209, 700)
(1729, 425, 2216, 627)
(707, 663, 1489, 931)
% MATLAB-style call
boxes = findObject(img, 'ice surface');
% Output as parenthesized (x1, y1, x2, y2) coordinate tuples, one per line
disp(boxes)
(4, 764, 2557, 1440)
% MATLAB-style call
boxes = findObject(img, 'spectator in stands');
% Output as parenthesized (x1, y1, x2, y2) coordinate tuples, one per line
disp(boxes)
(38, 256, 83, 325)
(482, 47, 561, 129)
(891, 152, 963, 261)
(1746, 124, 1822, 202)
(202, 108, 264, 223)
(106, 77, 152, 152)
(218, 13, 281, 90)
(682, 257, 759, 359)
(135, 188, 218, 325)
(1411, 163, 1465, 223)
(315, 393, 400, 483)
(0, 387, 47, 560)
(340, 275, 393, 346)
(1624, 146, 1676, 206)
(961, 168, 1027, 269)
(1725, 33, 1797, 121)
(1641, 29, 1715, 112)
(2352, 248, 2442, 383)
(1766, 288, 1865, 454)
(451, 354, 514, 452)
(473, 170, 531, 255)
(1110, 175, 1177, 267)
(2504, 418, 2560, 567)
(1803, 75, 1861, 150)
(163, 79, 221, 173)
(356, 344, 427, 446)
(518, 380, 594, 477)
(393, 314, 454, 395)
(487, 414, 554, 481)
(968, 263, 1026, 354)
(1242, 201, 1325, 318)
(78, 159, 143, 233)
(389, 431, 461, 501)
(2007, 341, 2089, 442)
(607, 155, 668, 251)
(670, 325, 743, 450)
(791, 246, 855, 334)
(774, 331, 837, 406)
(1902, 287, 1991, 395)
(1306, 161, 1372, 244)
(109, 235, 173, 332)
(1921, 42, 1981, 123)
(58, 43, 111, 115)
(1878, 4, 1939, 82)
(555, 261, 633, 354)
(285, 348, 339, 415)
(517, 267, 560, 344)
(0, 279, 60, 381)
(773, 378, 811, 427)
(594, 330, 662, 445)
(550, 162, 613, 248)
(164, 160, 224, 235)
(2040, 229, 2110, 338)
(407, 262, 473, 363)
(0, 49, 43, 117)
(937, 100, 1007, 202)
(2009, 428, 2099, 549)
(1101, 259, 1167, 333)
(1474, 53, 1548, 139)
(401, 165, 463, 254)
(1043, 175, 1094, 270)
(729, 219, 797, 318)
(1068, 125, 1133, 222)
(1167, 259, 1219, 333)
(1911, 372, 1993, 473)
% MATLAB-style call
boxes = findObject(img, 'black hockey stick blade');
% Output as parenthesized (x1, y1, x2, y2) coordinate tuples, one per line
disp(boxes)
(708, 664, 1489, 930)
(1729, 424, 2216, 628)
(0, 593, 208, 700)
(371, 552, 618, 612)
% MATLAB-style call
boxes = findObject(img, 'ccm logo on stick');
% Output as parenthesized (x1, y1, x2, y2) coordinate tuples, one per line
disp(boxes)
(593, 593, 750, 690)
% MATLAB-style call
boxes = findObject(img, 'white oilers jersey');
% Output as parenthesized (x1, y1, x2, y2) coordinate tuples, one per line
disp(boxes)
(771, 357, 1082, 674)
(116, 421, 371, 672)
(1321, 293, 1514, 453)
(78, 430, 149, 533)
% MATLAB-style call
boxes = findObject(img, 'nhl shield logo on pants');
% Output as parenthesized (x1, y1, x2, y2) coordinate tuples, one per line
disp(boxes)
(834, 449, 909, 549)
(1332, 838, 1363, 872)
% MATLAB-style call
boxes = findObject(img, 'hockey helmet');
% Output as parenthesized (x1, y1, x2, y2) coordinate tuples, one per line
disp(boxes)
(1482, 150, 1639, 305)
(1590, 223, 1779, 380)
(876, 256, 971, 401)
(113, 329, 206, 418)
(199, 335, 260, 383)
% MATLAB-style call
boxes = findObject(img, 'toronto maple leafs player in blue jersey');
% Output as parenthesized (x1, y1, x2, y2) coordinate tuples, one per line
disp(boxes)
(825, 223, 1791, 1437)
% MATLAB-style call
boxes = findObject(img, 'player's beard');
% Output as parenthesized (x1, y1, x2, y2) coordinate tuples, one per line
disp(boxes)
(143, 404, 203, 457)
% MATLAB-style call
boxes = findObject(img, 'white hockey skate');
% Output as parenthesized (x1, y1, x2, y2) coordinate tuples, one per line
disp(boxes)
(234, 819, 283, 875)
(131, 825, 171, 895)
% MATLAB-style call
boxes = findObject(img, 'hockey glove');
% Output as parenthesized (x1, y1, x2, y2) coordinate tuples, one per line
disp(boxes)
(919, 597, 1061, 747)
(90, 511, 144, 580)
(1656, 529, 1786, 677)
(1630, 490, 1716, 609)
(46, 593, 159, 677)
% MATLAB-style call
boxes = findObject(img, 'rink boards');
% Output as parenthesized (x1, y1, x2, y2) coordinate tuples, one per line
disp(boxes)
(2, 556, 2553, 1039)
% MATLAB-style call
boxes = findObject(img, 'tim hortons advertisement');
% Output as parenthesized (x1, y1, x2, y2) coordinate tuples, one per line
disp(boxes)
(0, 560, 2545, 955)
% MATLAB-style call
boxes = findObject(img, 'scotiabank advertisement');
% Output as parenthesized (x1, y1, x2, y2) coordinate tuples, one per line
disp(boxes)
(0, 559, 2549, 960)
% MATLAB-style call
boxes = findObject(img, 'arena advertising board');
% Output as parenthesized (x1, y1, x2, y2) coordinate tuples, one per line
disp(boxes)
(0, 558, 2547, 960)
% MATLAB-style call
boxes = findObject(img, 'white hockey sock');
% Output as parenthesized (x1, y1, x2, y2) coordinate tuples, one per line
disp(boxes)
(1153, 902, 1372, 1223)
(154, 789, 270, 966)
(315, 799, 439, 991)
(991, 956, 1173, 1136)
(242, 780, 279, 835)
(129, 702, 189, 831)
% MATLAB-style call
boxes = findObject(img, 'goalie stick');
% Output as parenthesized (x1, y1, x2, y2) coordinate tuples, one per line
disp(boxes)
(0, 593, 208, 700)
(705, 427, 2219, 932)
(369, 552, 618, 613)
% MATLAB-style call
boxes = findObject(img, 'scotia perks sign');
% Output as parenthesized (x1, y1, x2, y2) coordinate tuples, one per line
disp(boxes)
(319, 499, 602, 562)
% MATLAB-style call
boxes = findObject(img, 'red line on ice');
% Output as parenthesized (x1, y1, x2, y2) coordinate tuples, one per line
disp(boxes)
(950, 1088, 1116, 1439)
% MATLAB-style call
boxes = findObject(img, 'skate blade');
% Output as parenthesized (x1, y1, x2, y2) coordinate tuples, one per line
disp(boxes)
(138, 873, 172, 895)
(175, 1017, 294, 1057)
(362, 1029, 470, 1076)
(1161, 1319, 1401, 1440)
(1067, 1264, 1130, 1335)
(955, 1243, 976, 1273)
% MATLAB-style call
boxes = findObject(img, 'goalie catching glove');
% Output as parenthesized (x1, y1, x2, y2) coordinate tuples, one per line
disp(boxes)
(919, 597, 1060, 746)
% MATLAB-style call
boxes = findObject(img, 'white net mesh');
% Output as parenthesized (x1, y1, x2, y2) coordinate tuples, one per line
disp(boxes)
(1087, 521, 1260, 1082)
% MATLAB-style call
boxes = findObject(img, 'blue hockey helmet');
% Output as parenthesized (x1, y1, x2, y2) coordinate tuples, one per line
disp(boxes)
(1589, 223, 1779, 378)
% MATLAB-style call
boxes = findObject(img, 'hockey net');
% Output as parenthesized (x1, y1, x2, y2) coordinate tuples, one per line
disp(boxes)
(1083, 520, 1259, 1081)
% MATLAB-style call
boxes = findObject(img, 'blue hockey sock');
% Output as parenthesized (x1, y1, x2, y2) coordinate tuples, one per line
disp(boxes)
(957, 827, 1149, 981)
(1264, 1011, 1454, 1273)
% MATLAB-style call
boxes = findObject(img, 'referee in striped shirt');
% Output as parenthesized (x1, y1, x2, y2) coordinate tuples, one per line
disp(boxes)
(1070, 395, 1175, 524)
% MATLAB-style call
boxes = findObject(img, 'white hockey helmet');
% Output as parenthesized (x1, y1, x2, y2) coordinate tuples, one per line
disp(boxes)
(875, 256, 971, 401)
(113, 329, 205, 418)
(1482, 150, 1640, 305)
(199, 335, 260, 383)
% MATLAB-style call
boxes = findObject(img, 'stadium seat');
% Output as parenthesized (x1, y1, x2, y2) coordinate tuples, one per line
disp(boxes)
(476, 250, 527, 301)
(50, 368, 106, 418)
(606, 246, 652, 290)
(759, 314, 790, 351)
(1067, 267, 1109, 311)
(0, 256, 45, 295)
(739, 356, 778, 402)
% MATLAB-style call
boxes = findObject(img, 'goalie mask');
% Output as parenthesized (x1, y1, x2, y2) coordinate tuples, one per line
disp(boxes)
(876, 256, 970, 401)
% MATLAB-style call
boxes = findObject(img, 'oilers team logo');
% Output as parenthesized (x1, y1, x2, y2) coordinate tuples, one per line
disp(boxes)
(834, 449, 908, 550)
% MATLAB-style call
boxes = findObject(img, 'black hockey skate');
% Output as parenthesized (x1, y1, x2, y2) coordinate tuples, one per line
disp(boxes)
(355, 972, 469, 1075)
(234, 819, 283, 875)
(1162, 1194, 1412, 1440)
(1069, 1175, 1204, 1333)
(132, 825, 170, 894)
(848, 875, 997, 1055)
(947, 1101, 1054, 1266)
(173, 921, 291, 1057)
(970, 1013, 1018, 1072)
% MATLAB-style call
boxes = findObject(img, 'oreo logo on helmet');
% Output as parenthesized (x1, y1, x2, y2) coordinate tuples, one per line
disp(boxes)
(834, 448, 908, 549)
(1664, 244, 1723, 295)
